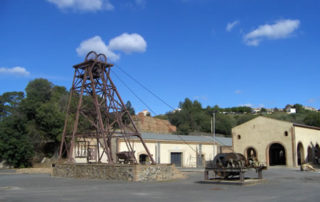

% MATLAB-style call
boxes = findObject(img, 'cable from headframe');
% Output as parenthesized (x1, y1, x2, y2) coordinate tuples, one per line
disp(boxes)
(114, 64, 176, 111)
(111, 69, 158, 116)
(113, 65, 200, 153)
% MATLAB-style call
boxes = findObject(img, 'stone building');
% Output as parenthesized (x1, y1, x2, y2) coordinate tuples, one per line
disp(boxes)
(232, 116, 320, 167)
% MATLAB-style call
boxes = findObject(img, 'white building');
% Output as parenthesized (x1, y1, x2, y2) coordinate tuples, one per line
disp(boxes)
(73, 133, 232, 168)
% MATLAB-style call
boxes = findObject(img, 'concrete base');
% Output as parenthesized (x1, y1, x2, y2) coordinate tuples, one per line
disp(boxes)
(52, 163, 183, 182)
(199, 178, 266, 185)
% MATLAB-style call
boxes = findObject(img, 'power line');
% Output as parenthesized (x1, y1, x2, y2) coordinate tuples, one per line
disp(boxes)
(111, 69, 158, 116)
(113, 64, 198, 153)
(114, 64, 176, 111)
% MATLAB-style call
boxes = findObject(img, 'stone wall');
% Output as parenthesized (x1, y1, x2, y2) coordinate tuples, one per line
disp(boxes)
(52, 163, 183, 182)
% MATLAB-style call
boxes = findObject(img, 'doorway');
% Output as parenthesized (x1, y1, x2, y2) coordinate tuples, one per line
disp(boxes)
(297, 143, 304, 165)
(269, 143, 286, 166)
(139, 154, 148, 165)
(171, 152, 182, 167)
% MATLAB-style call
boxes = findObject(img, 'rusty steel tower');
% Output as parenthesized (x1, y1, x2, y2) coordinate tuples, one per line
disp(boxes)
(59, 51, 155, 164)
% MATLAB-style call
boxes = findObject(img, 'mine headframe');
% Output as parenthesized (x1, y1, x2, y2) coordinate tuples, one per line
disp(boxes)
(58, 51, 155, 164)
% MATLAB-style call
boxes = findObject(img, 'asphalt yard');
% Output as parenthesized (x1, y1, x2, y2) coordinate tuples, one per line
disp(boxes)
(0, 167, 320, 202)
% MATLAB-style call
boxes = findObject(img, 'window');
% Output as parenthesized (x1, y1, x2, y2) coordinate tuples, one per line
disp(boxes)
(284, 131, 288, 136)
(237, 135, 241, 140)
(75, 141, 87, 158)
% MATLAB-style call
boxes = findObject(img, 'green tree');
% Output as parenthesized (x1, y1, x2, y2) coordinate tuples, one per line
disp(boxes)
(0, 91, 24, 119)
(293, 104, 305, 113)
(304, 112, 320, 127)
(260, 108, 267, 113)
(168, 98, 210, 134)
(0, 115, 34, 168)
(125, 101, 135, 115)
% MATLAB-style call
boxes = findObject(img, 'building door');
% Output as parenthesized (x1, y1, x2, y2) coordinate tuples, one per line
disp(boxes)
(139, 154, 148, 165)
(297, 143, 304, 165)
(87, 146, 97, 163)
(171, 152, 182, 167)
(269, 143, 286, 166)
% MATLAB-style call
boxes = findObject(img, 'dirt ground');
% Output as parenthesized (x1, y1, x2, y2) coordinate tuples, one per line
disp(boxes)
(1, 167, 320, 202)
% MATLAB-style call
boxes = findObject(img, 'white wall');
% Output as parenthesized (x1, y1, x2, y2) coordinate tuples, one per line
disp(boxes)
(118, 140, 217, 168)
(294, 126, 320, 164)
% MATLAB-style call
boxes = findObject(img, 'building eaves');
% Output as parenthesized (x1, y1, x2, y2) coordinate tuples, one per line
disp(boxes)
(139, 133, 232, 146)
(293, 123, 320, 131)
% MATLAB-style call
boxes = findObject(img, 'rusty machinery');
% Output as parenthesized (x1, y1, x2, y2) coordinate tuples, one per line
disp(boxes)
(58, 51, 155, 164)
(204, 153, 266, 182)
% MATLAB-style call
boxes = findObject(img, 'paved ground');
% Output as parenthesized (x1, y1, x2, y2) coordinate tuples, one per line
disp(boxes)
(1, 167, 320, 202)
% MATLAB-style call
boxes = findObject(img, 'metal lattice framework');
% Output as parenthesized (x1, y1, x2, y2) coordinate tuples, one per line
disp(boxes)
(58, 51, 155, 164)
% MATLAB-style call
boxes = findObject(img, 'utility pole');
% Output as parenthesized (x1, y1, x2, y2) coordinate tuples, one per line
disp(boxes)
(211, 112, 216, 157)
(213, 112, 216, 143)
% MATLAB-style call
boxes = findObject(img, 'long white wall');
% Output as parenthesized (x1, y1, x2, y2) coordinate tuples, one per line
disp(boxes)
(118, 140, 217, 168)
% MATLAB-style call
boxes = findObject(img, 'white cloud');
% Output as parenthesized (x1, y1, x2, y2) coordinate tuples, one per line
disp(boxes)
(307, 98, 316, 103)
(0, 66, 30, 77)
(241, 103, 253, 107)
(234, 90, 242, 94)
(193, 95, 208, 101)
(76, 33, 147, 61)
(76, 36, 120, 61)
(226, 20, 239, 32)
(109, 33, 147, 54)
(244, 19, 300, 46)
(47, 0, 114, 12)
(135, 0, 146, 7)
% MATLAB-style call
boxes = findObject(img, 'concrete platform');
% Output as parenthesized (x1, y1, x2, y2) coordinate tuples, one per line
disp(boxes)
(198, 178, 266, 185)
(52, 163, 183, 182)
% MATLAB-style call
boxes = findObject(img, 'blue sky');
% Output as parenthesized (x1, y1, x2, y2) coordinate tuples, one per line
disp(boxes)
(0, 0, 319, 115)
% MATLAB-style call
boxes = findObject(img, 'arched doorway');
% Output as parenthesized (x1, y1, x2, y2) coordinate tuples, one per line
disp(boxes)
(315, 144, 320, 164)
(297, 143, 304, 165)
(139, 154, 149, 165)
(269, 143, 286, 166)
(307, 146, 313, 162)
(246, 147, 257, 164)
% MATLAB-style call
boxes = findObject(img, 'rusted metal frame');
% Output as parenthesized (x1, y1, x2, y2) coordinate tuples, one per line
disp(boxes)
(97, 139, 106, 162)
(103, 85, 114, 133)
(80, 111, 99, 129)
(113, 106, 135, 155)
(87, 62, 113, 163)
(107, 73, 155, 164)
(58, 70, 78, 159)
(95, 69, 110, 163)
(96, 67, 115, 164)
(99, 67, 117, 162)
(109, 97, 135, 159)
(101, 68, 133, 162)
(106, 71, 151, 164)
(71, 131, 140, 138)
(68, 69, 88, 161)
(73, 69, 84, 87)
(118, 126, 136, 163)
(105, 88, 134, 160)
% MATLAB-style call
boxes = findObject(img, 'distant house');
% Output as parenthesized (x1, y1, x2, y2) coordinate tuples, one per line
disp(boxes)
(303, 106, 318, 112)
(285, 105, 296, 114)
(138, 109, 150, 116)
(252, 108, 261, 114)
